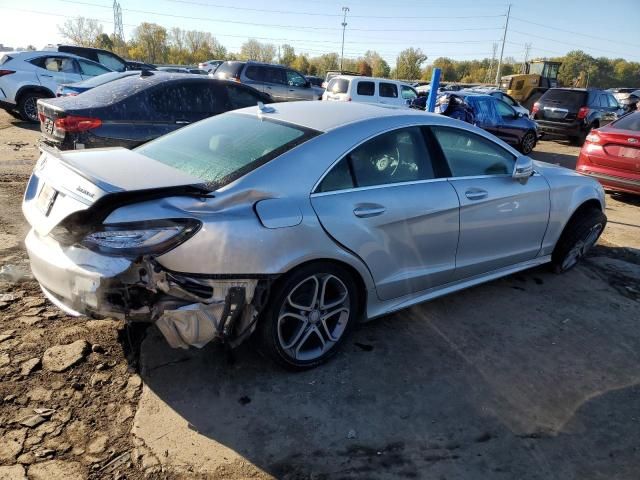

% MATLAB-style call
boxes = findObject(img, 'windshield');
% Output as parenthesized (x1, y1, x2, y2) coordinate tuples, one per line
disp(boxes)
(136, 113, 319, 188)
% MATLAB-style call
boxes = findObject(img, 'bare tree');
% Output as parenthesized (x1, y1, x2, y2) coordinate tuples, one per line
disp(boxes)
(58, 17, 104, 47)
(240, 39, 276, 63)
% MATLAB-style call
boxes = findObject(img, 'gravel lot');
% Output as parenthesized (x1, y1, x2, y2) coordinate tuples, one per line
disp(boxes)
(0, 110, 639, 479)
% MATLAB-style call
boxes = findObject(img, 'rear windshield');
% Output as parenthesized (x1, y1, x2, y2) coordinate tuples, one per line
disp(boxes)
(215, 62, 244, 78)
(541, 89, 587, 109)
(136, 113, 319, 189)
(327, 78, 349, 94)
(611, 112, 640, 132)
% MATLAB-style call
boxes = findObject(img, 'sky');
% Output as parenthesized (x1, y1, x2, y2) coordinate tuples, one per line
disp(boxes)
(1, 0, 639, 66)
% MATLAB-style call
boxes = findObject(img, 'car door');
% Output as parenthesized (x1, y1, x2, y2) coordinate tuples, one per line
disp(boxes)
(76, 59, 111, 80)
(378, 82, 399, 106)
(310, 127, 460, 301)
(225, 83, 266, 110)
(285, 69, 314, 101)
(495, 99, 522, 146)
(32, 56, 82, 92)
(430, 125, 550, 280)
(262, 66, 288, 102)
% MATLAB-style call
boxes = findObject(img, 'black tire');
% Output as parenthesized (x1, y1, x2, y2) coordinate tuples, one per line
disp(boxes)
(257, 262, 360, 370)
(518, 131, 537, 155)
(17, 91, 47, 123)
(551, 207, 606, 273)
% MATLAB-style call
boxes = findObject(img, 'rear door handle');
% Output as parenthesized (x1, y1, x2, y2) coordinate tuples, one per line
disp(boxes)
(40, 74, 53, 78)
(175, 120, 190, 124)
(465, 189, 488, 200)
(353, 206, 386, 218)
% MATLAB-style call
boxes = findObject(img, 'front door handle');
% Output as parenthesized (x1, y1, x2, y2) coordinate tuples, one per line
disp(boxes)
(40, 74, 53, 78)
(175, 120, 190, 124)
(353, 206, 386, 218)
(465, 189, 488, 200)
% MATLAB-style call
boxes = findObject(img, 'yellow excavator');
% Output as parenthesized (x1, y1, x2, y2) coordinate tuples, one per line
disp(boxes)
(500, 60, 562, 111)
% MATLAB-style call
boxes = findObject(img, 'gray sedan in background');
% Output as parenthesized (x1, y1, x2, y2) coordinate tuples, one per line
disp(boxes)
(22, 102, 606, 370)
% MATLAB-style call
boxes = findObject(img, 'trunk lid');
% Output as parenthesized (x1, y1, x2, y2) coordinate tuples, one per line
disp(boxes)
(23, 146, 208, 237)
(594, 129, 640, 173)
(540, 90, 587, 122)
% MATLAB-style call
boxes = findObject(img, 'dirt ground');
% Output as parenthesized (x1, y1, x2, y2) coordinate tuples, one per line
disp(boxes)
(0, 110, 639, 479)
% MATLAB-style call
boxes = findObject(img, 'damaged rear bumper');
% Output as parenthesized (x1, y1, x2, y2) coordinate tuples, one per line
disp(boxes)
(25, 229, 269, 349)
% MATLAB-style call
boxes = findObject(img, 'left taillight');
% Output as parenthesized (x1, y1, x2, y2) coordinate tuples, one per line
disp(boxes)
(577, 106, 590, 119)
(54, 115, 102, 133)
(585, 131, 601, 144)
(0, 70, 15, 77)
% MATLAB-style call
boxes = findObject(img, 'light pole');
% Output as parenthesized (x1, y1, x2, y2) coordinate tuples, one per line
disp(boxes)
(340, 6, 349, 71)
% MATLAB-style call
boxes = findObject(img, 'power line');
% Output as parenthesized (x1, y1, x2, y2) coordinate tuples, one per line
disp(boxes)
(510, 16, 640, 49)
(509, 29, 625, 56)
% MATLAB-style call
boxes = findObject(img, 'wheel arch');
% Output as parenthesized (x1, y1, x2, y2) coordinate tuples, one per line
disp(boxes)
(15, 85, 55, 104)
(268, 257, 369, 319)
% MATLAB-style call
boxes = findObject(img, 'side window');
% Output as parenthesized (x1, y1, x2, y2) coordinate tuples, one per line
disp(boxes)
(501, 94, 516, 106)
(226, 85, 262, 109)
(286, 70, 307, 87)
(316, 127, 435, 192)
(78, 59, 110, 76)
(31, 56, 77, 73)
(245, 66, 263, 81)
(356, 81, 375, 96)
(264, 67, 285, 85)
(607, 95, 619, 108)
(379, 82, 398, 98)
(151, 83, 226, 115)
(96, 52, 125, 72)
(401, 85, 417, 100)
(496, 100, 516, 117)
(431, 126, 516, 177)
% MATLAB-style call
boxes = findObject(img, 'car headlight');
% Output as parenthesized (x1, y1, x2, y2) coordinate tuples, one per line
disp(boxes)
(82, 219, 201, 257)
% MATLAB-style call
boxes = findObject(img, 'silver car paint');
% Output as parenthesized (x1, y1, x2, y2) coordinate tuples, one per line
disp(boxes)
(22, 102, 605, 350)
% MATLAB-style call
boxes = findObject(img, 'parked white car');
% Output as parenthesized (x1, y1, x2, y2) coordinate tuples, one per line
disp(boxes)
(322, 76, 418, 107)
(0, 51, 111, 122)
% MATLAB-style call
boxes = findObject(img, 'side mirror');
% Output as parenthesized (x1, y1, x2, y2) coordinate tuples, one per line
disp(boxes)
(513, 156, 534, 184)
(517, 111, 524, 118)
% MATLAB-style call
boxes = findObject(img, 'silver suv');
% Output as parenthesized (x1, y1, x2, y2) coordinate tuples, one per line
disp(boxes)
(0, 51, 111, 122)
(213, 61, 323, 102)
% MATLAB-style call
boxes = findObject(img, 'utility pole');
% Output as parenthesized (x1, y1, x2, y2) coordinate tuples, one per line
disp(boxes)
(486, 42, 498, 84)
(521, 43, 531, 73)
(494, 3, 511, 85)
(113, 0, 124, 53)
(340, 6, 349, 71)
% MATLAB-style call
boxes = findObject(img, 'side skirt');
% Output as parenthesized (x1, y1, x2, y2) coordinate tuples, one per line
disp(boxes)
(365, 255, 551, 320)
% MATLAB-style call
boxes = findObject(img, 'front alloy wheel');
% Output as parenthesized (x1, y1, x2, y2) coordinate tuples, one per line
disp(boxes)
(520, 131, 536, 155)
(552, 207, 606, 273)
(259, 263, 358, 370)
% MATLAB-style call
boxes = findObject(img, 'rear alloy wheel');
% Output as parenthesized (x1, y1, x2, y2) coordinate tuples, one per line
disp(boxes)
(519, 131, 537, 154)
(17, 92, 47, 123)
(551, 207, 606, 273)
(258, 263, 358, 370)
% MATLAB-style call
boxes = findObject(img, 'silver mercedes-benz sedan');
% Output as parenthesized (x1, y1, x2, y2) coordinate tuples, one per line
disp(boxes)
(22, 102, 606, 369)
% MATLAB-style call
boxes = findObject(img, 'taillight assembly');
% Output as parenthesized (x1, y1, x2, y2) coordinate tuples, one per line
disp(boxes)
(0, 70, 15, 77)
(585, 131, 601, 144)
(38, 112, 46, 123)
(532, 103, 540, 115)
(54, 115, 102, 132)
(577, 107, 590, 119)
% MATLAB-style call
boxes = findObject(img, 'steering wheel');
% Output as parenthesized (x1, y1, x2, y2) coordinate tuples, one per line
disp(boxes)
(373, 146, 401, 176)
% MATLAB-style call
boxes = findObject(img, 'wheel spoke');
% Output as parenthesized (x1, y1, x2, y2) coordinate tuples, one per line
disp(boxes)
(319, 275, 348, 310)
(287, 275, 319, 311)
(294, 326, 323, 360)
(321, 307, 349, 341)
(277, 313, 308, 350)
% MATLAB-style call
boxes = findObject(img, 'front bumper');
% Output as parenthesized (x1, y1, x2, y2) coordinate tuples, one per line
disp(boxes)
(25, 229, 265, 349)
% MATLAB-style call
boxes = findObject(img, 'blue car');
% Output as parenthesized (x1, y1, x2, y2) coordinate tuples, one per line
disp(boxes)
(412, 91, 540, 154)
(56, 71, 141, 97)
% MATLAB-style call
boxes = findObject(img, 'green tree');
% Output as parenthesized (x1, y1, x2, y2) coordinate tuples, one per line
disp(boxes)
(280, 44, 296, 66)
(129, 23, 168, 63)
(95, 33, 113, 51)
(395, 48, 427, 80)
(364, 51, 390, 78)
(292, 54, 310, 74)
(357, 59, 372, 76)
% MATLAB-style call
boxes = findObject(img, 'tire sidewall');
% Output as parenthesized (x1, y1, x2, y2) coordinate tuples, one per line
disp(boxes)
(18, 92, 46, 123)
(260, 263, 360, 370)
(520, 131, 536, 155)
(552, 208, 606, 273)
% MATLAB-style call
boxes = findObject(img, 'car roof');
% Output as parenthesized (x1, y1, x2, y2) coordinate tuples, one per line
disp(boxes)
(234, 101, 440, 132)
(9, 50, 88, 60)
(330, 75, 414, 86)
